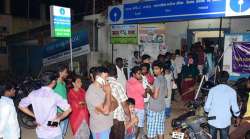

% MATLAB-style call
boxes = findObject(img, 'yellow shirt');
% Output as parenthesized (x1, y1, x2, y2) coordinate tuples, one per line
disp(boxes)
(244, 92, 250, 121)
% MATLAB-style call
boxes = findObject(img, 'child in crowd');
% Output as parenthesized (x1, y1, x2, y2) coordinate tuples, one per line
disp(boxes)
(125, 98, 139, 139)
(0, 83, 20, 139)
(141, 63, 154, 103)
(164, 66, 174, 118)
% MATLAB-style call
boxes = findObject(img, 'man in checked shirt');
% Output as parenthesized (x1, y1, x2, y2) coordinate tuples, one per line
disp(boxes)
(108, 64, 130, 139)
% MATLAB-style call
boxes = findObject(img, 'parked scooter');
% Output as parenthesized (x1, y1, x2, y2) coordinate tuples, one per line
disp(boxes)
(171, 98, 212, 139)
(14, 76, 41, 129)
(171, 80, 215, 139)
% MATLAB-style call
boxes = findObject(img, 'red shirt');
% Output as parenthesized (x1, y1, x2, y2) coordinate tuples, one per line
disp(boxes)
(146, 73, 155, 85)
(126, 77, 145, 109)
(68, 88, 89, 135)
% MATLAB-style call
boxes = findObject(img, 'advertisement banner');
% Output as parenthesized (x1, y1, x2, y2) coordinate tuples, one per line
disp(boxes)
(232, 42, 250, 73)
(139, 23, 166, 44)
(43, 31, 90, 66)
(139, 23, 166, 60)
(111, 24, 138, 44)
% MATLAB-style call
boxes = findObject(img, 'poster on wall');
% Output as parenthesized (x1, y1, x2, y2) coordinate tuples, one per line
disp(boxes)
(139, 23, 167, 60)
(139, 23, 166, 44)
(232, 42, 250, 73)
(223, 33, 250, 80)
(111, 24, 138, 44)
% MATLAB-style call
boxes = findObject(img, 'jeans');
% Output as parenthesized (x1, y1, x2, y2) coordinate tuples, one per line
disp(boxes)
(209, 125, 229, 139)
(92, 129, 111, 139)
(37, 134, 62, 139)
(125, 134, 136, 139)
(60, 118, 69, 137)
(165, 107, 171, 118)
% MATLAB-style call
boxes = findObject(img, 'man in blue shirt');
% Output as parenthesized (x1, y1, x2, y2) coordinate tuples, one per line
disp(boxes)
(204, 71, 240, 139)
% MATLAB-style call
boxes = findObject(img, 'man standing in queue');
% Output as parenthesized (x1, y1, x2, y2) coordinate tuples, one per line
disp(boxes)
(86, 66, 118, 139)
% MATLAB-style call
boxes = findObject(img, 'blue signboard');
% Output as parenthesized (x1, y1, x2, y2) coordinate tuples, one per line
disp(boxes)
(43, 31, 88, 58)
(109, 0, 228, 24)
(124, 0, 225, 23)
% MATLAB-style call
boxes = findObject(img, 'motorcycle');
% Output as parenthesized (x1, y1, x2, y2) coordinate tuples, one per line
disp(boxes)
(14, 77, 41, 129)
(171, 98, 212, 139)
(171, 80, 215, 139)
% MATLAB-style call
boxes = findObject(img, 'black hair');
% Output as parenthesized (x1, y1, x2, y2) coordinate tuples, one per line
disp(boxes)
(107, 64, 117, 77)
(140, 63, 150, 71)
(175, 49, 180, 55)
(0, 82, 15, 98)
(164, 64, 171, 71)
(57, 64, 68, 73)
(157, 54, 165, 60)
(131, 66, 141, 75)
(141, 54, 151, 62)
(152, 60, 164, 69)
(217, 71, 229, 83)
(134, 51, 139, 56)
(126, 98, 135, 105)
(72, 75, 82, 83)
(188, 52, 193, 57)
(165, 52, 171, 56)
(89, 67, 97, 78)
(95, 66, 109, 78)
(56, 64, 68, 77)
(41, 72, 58, 86)
(115, 57, 123, 64)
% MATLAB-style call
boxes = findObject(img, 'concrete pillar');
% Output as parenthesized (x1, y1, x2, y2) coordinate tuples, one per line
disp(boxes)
(4, 0, 11, 14)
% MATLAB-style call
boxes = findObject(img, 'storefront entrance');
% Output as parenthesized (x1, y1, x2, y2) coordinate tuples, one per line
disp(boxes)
(187, 28, 230, 49)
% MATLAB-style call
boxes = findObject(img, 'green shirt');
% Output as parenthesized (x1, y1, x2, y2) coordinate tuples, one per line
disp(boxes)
(54, 80, 67, 112)
(181, 65, 199, 79)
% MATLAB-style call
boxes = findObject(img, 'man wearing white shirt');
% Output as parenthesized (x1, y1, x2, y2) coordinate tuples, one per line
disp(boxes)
(174, 49, 184, 89)
(204, 71, 240, 139)
(0, 83, 20, 139)
(174, 49, 184, 76)
(116, 57, 127, 89)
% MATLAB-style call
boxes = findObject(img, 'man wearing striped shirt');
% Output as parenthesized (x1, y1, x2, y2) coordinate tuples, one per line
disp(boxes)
(108, 64, 130, 139)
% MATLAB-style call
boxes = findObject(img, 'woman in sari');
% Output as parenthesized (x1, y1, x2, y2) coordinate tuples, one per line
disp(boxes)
(68, 76, 90, 139)
(180, 55, 199, 102)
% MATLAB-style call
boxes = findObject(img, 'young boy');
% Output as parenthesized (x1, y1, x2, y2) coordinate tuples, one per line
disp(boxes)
(164, 66, 174, 118)
(147, 60, 167, 139)
(125, 98, 139, 139)
(0, 83, 20, 139)
(141, 63, 154, 103)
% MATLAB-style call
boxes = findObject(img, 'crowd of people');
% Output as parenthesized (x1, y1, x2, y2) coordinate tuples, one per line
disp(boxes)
(0, 44, 250, 139)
